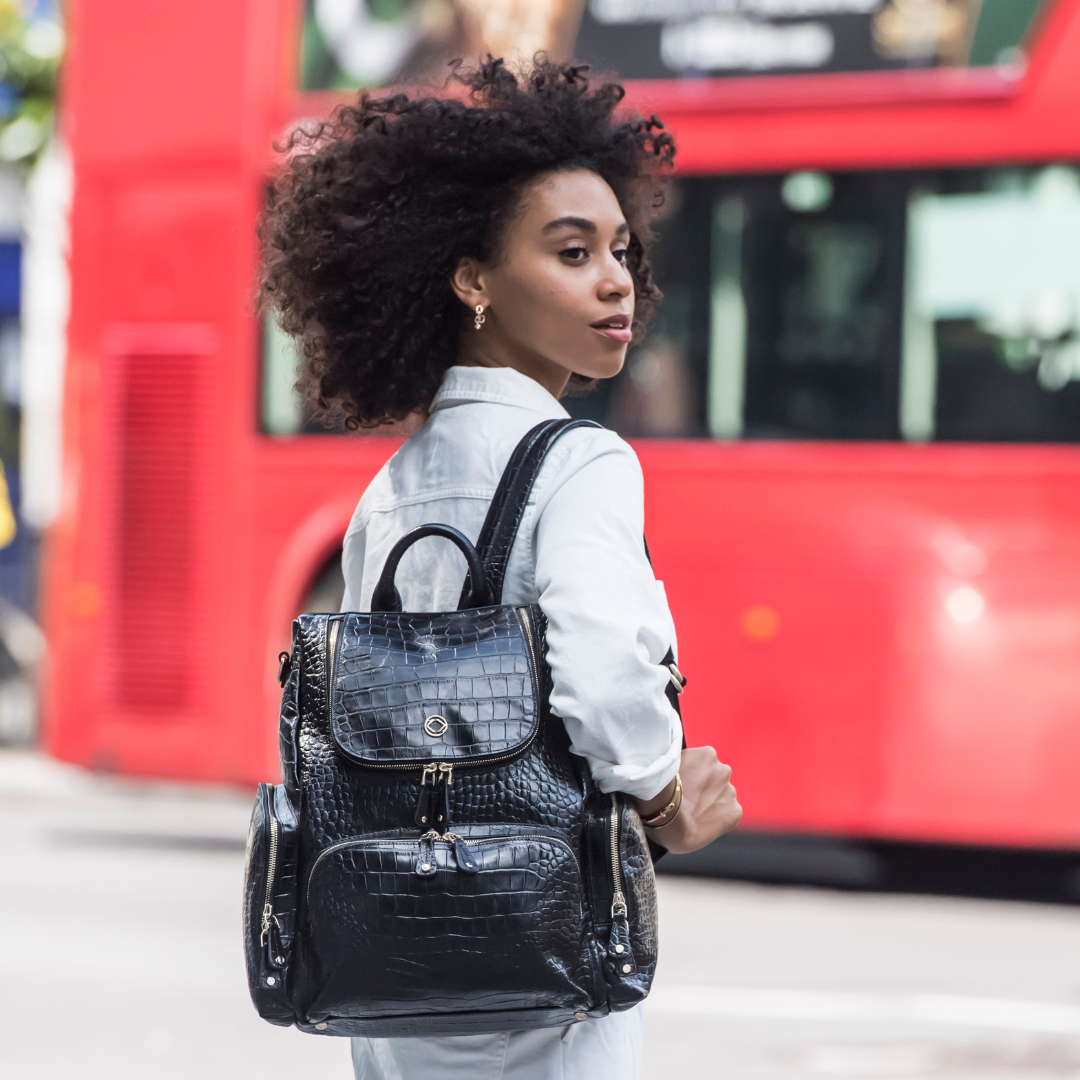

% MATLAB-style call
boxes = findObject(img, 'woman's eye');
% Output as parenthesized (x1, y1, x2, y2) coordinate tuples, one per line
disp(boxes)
(614, 248, 629, 265)
(559, 245, 589, 262)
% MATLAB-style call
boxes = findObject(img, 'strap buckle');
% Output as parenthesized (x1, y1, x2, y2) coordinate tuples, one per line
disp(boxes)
(667, 662, 686, 695)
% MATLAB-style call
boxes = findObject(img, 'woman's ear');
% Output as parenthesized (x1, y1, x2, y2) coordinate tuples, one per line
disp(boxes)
(450, 256, 488, 310)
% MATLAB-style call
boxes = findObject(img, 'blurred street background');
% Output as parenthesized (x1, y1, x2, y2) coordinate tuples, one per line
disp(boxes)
(5, 1, 1080, 1077)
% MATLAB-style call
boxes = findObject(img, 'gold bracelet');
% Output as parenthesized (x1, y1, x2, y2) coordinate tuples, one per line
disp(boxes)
(642, 773, 682, 829)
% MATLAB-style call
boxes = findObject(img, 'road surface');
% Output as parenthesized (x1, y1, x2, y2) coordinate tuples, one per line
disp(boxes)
(4, 751, 1079, 1079)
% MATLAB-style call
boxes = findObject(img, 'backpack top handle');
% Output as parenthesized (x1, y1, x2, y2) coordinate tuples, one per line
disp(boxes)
(370, 524, 492, 613)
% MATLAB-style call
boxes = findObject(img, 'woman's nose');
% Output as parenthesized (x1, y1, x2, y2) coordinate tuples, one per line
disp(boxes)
(598, 257, 633, 299)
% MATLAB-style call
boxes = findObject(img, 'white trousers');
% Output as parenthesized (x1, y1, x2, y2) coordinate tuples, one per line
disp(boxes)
(350, 1006, 644, 1080)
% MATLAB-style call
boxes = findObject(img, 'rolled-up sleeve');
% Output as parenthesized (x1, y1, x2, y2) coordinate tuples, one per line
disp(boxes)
(532, 433, 682, 801)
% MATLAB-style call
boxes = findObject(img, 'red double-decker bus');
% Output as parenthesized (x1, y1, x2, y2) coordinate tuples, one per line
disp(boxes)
(46, 0, 1080, 852)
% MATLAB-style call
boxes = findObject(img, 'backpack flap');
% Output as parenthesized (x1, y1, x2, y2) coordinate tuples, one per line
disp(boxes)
(328, 605, 541, 769)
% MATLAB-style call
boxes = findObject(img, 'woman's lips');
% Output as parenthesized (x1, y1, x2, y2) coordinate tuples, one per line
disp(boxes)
(590, 315, 632, 344)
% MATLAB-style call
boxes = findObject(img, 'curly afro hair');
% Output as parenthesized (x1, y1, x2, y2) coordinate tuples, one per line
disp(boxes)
(259, 56, 676, 429)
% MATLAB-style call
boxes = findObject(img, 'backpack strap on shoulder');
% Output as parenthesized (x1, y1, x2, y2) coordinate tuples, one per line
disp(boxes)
(457, 418, 602, 609)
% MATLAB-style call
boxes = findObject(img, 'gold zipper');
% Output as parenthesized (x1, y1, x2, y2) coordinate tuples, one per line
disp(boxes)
(609, 794, 627, 919)
(517, 606, 542, 703)
(260, 794, 284, 963)
(326, 619, 341, 719)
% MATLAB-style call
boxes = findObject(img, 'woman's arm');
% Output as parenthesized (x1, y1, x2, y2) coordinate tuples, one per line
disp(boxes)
(630, 746, 742, 855)
(533, 431, 742, 846)
(532, 432, 683, 800)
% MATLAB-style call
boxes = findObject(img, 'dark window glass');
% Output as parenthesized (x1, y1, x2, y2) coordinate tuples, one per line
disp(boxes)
(920, 167, 1080, 443)
(263, 163, 1080, 445)
(739, 172, 905, 440)
(935, 320, 1080, 442)
(571, 164, 1080, 445)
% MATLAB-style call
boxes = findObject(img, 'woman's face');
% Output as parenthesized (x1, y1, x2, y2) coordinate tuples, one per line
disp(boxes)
(452, 168, 636, 398)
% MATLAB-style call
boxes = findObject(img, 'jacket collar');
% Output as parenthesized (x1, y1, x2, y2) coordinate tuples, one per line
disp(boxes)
(430, 365, 570, 420)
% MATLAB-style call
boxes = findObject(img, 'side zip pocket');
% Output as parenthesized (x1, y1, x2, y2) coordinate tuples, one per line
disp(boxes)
(607, 793, 638, 978)
(260, 797, 284, 970)
(244, 783, 299, 1026)
(594, 792, 657, 1012)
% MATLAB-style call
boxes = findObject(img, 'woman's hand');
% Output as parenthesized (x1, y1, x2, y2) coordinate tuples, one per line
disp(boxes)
(631, 747, 742, 855)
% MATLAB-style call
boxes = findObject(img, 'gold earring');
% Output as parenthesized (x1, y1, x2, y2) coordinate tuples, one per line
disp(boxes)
(474, 304, 486, 331)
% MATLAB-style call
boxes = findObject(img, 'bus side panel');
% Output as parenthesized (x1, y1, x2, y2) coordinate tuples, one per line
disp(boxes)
(640, 440, 1080, 848)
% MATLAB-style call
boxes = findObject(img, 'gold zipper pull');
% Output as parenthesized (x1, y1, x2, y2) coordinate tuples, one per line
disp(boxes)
(611, 891, 628, 919)
(416, 832, 438, 876)
(449, 834, 479, 873)
(261, 902, 285, 968)
(415, 763, 439, 826)
(260, 902, 275, 944)
(436, 763, 453, 827)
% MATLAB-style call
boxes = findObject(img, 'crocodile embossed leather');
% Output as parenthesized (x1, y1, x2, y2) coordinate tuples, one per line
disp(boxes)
(329, 608, 538, 765)
(242, 419, 661, 1038)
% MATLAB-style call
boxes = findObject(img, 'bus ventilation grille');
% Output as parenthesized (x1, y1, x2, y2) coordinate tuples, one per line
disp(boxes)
(108, 351, 208, 715)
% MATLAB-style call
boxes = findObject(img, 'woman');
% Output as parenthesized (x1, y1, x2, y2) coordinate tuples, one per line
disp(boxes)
(260, 56, 741, 1080)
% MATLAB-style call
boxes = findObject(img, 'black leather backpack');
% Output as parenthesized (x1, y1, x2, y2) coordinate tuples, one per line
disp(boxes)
(243, 419, 680, 1037)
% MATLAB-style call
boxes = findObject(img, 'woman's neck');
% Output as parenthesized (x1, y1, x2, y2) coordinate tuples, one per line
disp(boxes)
(456, 328, 572, 401)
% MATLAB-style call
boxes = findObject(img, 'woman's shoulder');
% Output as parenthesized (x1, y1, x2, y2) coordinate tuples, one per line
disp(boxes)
(342, 406, 525, 538)
(531, 422, 643, 507)
(545, 422, 641, 475)
(342, 453, 397, 541)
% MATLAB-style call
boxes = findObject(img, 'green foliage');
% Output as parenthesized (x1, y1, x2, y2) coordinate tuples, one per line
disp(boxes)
(0, 0, 63, 169)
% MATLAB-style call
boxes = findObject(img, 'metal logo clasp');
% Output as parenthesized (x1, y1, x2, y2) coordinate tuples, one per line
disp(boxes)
(424, 714, 449, 738)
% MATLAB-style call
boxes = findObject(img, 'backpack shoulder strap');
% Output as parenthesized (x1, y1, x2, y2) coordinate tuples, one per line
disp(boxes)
(457, 418, 602, 608)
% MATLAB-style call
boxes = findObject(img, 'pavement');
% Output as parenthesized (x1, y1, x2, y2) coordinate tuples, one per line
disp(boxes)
(4, 750, 1080, 1080)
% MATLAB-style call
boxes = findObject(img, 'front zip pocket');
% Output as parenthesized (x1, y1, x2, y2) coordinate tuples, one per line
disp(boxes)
(303, 829, 592, 1019)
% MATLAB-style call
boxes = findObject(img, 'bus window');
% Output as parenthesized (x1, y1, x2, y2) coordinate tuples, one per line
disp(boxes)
(575, 171, 905, 441)
(259, 309, 348, 435)
(907, 165, 1080, 442)
(261, 311, 303, 436)
(571, 165, 1080, 445)
(263, 162, 1080, 445)
(739, 171, 906, 440)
